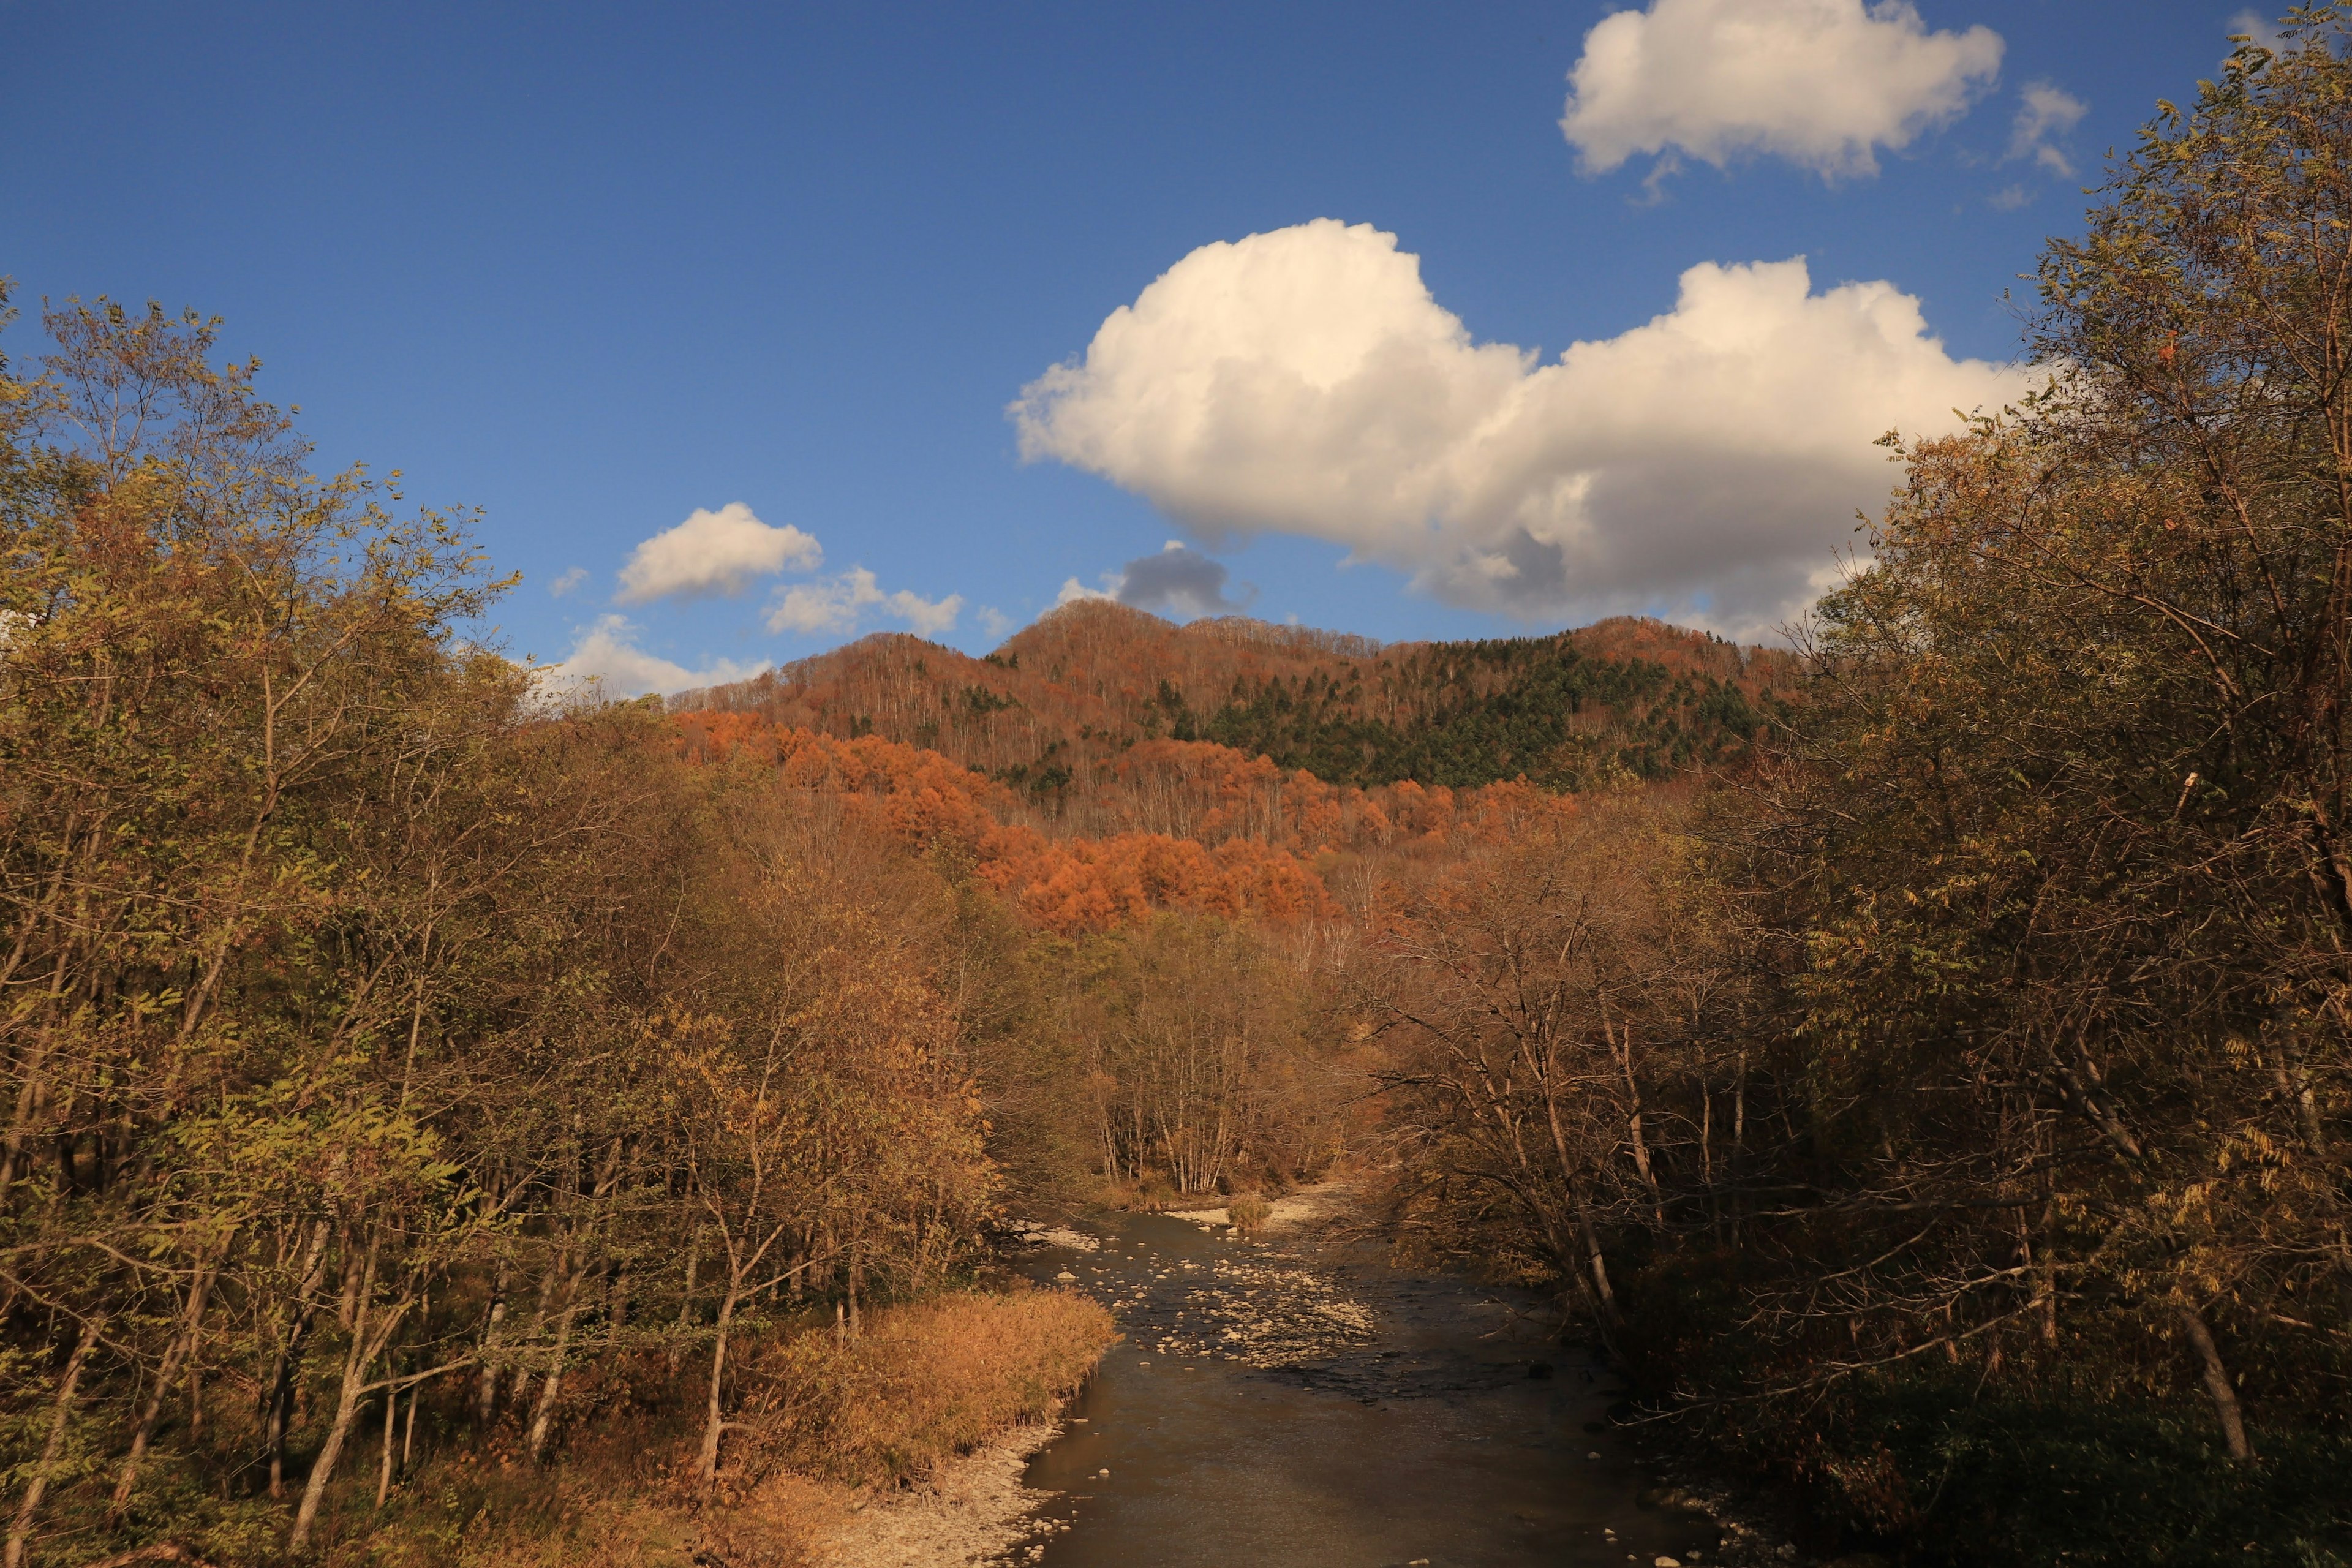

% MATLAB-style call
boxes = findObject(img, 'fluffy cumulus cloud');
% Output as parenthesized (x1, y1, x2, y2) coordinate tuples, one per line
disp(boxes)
(543, 615, 768, 698)
(1561, 0, 2003, 179)
(765, 567, 962, 638)
(615, 502, 823, 604)
(1058, 541, 1254, 620)
(1013, 219, 2034, 636)
(2007, 81, 2087, 175)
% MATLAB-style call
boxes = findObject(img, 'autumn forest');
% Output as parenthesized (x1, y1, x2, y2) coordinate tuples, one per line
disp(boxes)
(7, 25, 2352, 1568)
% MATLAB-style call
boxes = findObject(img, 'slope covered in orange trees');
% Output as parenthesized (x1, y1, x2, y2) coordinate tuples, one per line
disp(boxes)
(671, 711, 1578, 933)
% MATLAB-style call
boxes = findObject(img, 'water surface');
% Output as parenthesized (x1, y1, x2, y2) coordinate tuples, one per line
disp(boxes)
(1012, 1210, 1719, 1568)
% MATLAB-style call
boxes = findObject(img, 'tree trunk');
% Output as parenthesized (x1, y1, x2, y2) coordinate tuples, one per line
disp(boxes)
(510, 1251, 564, 1415)
(111, 1258, 218, 1514)
(2268, 1029, 2329, 1157)
(526, 1265, 586, 1463)
(290, 1231, 405, 1550)
(374, 1386, 397, 1509)
(288, 1351, 371, 1549)
(698, 1285, 741, 1483)
(2179, 1303, 2256, 1460)
(265, 1218, 333, 1499)
(475, 1254, 510, 1425)
(6, 1316, 102, 1568)
(846, 1243, 863, 1340)
(668, 1232, 699, 1371)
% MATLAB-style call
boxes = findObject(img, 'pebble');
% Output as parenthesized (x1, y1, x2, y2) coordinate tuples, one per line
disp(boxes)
(1054, 1270, 1077, 1282)
(1656, 1558, 1682, 1567)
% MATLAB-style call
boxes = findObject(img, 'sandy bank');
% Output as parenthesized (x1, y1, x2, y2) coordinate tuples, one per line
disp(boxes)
(802, 1421, 1065, 1568)
(1163, 1178, 1354, 1235)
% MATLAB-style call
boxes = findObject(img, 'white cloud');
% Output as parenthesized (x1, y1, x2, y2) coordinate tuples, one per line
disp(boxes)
(2007, 81, 2087, 176)
(976, 606, 1015, 639)
(769, 566, 884, 634)
(888, 587, 964, 636)
(1561, 0, 2003, 179)
(615, 502, 823, 604)
(2228, 9, 2289, 54)
(542, 614, 768, 698)
(765, 567, 963, 638)
(1012, 219, 2032, 638)
(548, 565, 589, 598)
(1056, 575, 1118, 606)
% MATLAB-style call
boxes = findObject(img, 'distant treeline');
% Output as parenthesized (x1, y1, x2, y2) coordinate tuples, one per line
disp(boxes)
(1152, 635, 1774, 790)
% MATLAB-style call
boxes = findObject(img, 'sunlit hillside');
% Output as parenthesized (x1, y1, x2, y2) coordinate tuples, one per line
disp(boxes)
(669, 601, 1796, 826)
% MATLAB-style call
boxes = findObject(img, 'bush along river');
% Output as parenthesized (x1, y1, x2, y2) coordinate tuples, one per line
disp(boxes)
(1003, 1198, 1800, 1568)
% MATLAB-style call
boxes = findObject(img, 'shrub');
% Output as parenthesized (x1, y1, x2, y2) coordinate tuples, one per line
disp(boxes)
(750, 1288, 1114, 1488)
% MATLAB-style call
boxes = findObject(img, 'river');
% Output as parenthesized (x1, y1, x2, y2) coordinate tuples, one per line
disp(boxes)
(1009, 1207, 1727, 1568)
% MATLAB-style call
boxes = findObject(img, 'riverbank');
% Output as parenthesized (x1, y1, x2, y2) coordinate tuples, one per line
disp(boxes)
(992, 1196, 1766, 1568)
(320, 1289, 1110, 1568)
(799, 1422, 1068, 1567)
(1055, 1184, 1838, 1568)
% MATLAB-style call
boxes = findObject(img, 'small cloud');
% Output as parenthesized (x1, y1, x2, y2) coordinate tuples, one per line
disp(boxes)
(542, 614, 767, 698)
(1053, 543, 1254, 620)
(2228, 9, 2288, 55)
(2007, 81, 2087, 176)
(764, 567, 962, 638)
(1559, 0, 2004, 183)
(888, 587, 963, 636)
(1114, 541, 1256, 619)
(769, 566, 884, 635)
(1988, 183, 2032, 211)
(548, 565, 589, 598)
(1057, 575, 1118, 606)
(616, 502, 823, 604)
(976, 606, 1014, 639)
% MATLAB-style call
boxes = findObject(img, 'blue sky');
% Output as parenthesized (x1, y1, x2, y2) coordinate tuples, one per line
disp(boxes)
(0, 1, 2275, 688)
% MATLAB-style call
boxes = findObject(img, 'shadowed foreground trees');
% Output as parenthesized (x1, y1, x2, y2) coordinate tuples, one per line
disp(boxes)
(1369, 25, 2352, 1563)
(0, 296, 1025, 1562)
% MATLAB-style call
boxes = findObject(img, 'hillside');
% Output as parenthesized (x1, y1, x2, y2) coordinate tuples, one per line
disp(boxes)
(668, 602, 1796, 821)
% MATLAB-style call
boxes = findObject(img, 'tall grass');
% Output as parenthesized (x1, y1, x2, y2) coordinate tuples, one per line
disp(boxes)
(747, 1288, 1115, 1488)
(303, 1287, 1111, 1566)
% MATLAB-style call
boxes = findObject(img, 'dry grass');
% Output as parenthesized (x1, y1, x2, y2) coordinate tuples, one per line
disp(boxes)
(302, 1287, 1109, 1567)
(745, 1287, 1115, 1488)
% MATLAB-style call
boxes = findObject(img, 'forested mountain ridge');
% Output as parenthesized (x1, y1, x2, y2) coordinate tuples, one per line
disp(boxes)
(669, 600, 1795, 805)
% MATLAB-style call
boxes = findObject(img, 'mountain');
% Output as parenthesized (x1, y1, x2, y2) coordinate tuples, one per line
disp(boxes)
(668, 601, 1796, 814)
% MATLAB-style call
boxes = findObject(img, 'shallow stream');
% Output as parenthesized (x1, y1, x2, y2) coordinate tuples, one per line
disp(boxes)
(1009, 1210, 1724, 1568)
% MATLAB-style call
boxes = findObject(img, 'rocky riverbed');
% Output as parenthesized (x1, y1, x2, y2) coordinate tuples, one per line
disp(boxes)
(987, 1196, 1807, 1568)
(808, 1190, 1817, 1568)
